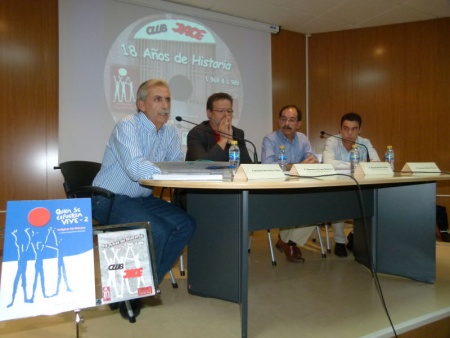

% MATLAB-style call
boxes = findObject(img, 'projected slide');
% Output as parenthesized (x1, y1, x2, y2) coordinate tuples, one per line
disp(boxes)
(104, 14, 243, 127)
(59, 0, 272, 162)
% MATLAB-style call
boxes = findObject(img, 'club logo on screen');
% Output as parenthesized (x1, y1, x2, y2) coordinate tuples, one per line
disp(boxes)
(134, 19, 215, 43)
(104, 13, 244, 154)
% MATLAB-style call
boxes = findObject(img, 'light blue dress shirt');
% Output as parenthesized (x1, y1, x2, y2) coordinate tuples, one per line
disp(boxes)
(261, 129, 316, 164)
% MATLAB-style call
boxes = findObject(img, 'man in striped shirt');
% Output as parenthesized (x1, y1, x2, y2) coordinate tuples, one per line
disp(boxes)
(92, 79, 195, 285)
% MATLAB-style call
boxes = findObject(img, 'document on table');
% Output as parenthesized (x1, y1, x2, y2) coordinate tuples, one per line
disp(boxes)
(153, 161, 230, 180)
(152, 173, 223, 181)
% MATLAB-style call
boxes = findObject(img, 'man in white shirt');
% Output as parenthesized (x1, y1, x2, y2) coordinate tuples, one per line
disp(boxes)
(322, 112, 380, 257)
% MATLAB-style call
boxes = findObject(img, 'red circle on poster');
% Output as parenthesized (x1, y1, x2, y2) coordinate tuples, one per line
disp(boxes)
(28, 207, 51, 227)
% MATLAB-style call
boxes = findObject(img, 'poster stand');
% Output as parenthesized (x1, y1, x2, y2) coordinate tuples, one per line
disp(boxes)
(74, 308, 84, 338)
(1, 202, 159, 337)
(74, 221, 160, 336)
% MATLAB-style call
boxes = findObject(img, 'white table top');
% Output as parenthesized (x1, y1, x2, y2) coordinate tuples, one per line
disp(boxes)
(140, 172, 450, 190)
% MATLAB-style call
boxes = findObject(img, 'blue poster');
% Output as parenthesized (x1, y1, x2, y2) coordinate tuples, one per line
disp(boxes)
(0, 198, 96, 321)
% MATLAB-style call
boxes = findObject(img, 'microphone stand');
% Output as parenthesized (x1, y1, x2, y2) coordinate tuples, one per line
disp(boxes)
(176, 116, 259, 163)
(320, 131, 371, 162)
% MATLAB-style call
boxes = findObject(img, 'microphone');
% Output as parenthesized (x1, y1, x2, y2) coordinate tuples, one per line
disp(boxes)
(320, 131, 371, 162)
(175, 116, 258, 163)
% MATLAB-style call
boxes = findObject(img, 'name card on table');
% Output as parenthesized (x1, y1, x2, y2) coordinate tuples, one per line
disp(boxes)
(234, 164, 286, 180)
(290, 164, 336, 177)
(401, 162, 441, 175)
(354, 162, 394, 176)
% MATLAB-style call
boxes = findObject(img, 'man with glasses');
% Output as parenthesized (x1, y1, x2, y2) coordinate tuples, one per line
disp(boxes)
(322, 112, 380, 257)
(261, 105, 318, 262)
(185, 92, 252, 163)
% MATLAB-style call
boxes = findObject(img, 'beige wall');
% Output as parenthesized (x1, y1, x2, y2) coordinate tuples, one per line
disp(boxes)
(1, 1, 449, 222)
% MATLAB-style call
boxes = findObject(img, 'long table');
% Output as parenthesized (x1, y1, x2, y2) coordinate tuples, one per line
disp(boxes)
(140, 173, 450, 337)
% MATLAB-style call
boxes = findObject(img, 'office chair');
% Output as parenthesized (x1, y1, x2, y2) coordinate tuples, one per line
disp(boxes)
(312, 223, 332, 254)
(55, 161, 184, 286)
(55, 161, 115, 222)
(54, 161, 137, 322)
(248, 225, 329, 263)
(248, 230, 277, 265)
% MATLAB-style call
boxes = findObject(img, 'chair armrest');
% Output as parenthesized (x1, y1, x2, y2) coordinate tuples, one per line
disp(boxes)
(67, 186, 115, 199)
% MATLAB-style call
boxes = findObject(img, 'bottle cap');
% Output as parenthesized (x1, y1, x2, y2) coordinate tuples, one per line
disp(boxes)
(279, 145, 285, 150)
(231, 140, 238, 145)
(352, 144, 358, 149)
(387, 145, 392, 149)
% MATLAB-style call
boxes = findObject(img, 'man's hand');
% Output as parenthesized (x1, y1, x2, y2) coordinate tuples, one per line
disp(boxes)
(217, 116, 233, 148)
(301, 154, 319, 164)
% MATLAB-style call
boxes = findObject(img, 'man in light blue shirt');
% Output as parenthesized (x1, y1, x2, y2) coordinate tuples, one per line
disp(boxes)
(92, 79, 195, 284)
(262, 105, 318, 262)
(322, 112, 380, 257)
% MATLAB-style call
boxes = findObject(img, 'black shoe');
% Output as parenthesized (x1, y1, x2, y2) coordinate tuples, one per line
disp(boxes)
(346, 232, 354, 251)
(441, 231, 450, 242)
(334, 243, 347, 257)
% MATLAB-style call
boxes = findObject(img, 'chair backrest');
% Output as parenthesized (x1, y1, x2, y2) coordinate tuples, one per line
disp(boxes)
(58, 161, 102, 198)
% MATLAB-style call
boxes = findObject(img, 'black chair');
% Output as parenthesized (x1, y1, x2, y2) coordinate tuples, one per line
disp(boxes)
(54, 161, 140, 322)
(54, 161, 115, 225)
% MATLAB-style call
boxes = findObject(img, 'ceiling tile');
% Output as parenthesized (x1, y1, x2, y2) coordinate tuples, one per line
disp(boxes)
(209, 0, 276, 22)
(258, 7, 315, 29)
(405, 0, 450, 17)
(319, 0, 400, 26)
(361, 5, 437, 27)
(281, 0, 346, 16)
(141, 0, 450, 34)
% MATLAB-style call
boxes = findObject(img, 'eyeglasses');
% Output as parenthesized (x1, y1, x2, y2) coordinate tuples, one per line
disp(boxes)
(280, 117, 298, 123)
(212, 109, 234, 114)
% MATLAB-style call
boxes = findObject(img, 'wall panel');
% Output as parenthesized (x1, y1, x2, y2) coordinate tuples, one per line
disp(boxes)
(271, 30, 306, 133)
(306, 18, 450, 210)
(0, 0, 63, 228)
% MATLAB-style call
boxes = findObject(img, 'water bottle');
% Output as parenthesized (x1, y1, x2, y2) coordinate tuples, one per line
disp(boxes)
(229, 140, 240, 176)
(278, 145, 287, 172)
(385, 145, 395, 171)
(350, 144, 360, 175)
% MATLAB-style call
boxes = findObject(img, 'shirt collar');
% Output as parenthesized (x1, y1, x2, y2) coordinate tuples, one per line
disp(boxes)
(277, 129, 297, 143)
(137, 111, 166, 133)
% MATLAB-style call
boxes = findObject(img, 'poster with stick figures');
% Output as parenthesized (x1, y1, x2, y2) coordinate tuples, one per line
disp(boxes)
(0, 198, 95, 321)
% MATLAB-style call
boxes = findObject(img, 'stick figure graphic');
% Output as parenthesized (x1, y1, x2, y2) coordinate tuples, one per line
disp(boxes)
(29, 227, 53, 302)
(7, 228, 33, 307)
(45, 227, 73, 296)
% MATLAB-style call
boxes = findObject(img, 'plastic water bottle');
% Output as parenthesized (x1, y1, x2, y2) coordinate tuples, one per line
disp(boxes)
(278, 145, 287, 172)
(350, 144, 360, 175)
(229, 140, 240, 177)
(385, 145, 395, 171)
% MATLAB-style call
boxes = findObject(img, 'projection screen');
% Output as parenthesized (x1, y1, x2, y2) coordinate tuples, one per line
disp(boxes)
(59, 0, 275, 162)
